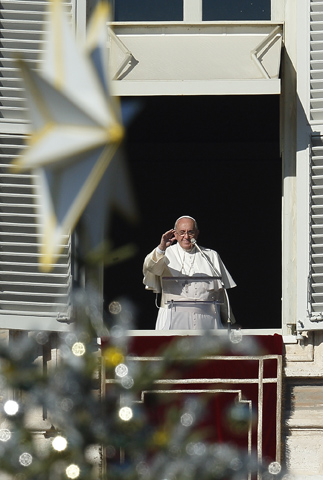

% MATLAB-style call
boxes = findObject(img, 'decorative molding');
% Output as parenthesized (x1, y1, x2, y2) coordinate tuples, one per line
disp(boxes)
(105, 352, 283, 469)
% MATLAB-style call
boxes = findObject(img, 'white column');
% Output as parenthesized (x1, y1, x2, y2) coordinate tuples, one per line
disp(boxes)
(75, 0, 87, 43)
(281, 0, 298, 333)
(271, 0, 285, 22)
(183, 0, 202, 23)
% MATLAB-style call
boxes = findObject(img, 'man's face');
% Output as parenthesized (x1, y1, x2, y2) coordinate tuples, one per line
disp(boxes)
(174, 218, 199, 250)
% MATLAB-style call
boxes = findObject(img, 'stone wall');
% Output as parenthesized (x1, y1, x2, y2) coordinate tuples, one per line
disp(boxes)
(284, 331, 323, 479)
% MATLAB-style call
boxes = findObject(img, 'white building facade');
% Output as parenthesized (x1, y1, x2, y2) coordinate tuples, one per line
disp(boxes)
(1, 0, 323, 478)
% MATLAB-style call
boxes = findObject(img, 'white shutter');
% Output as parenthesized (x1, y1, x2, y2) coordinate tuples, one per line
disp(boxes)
(310, 0, 323, 122)
(307, 135, 323, 327)
(0, 134, 72, 331)
(0, 0, 76, 331)
(0, 0, 74, 124)
(296, 1, 323, 330)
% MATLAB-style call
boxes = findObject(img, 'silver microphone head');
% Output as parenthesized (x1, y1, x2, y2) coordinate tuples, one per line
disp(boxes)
(190, 238, 197, 245)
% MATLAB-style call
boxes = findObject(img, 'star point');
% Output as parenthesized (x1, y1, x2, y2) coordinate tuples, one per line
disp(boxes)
(12, 1, 132, 268)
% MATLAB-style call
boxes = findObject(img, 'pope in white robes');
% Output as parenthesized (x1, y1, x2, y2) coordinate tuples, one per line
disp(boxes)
(143, 216, 236, 330)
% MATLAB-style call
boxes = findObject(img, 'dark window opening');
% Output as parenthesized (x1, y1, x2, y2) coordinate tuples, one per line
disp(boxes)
(105, 95, 281, 331)
(203, 0, 271, 21)
(112, 0, 183, 22)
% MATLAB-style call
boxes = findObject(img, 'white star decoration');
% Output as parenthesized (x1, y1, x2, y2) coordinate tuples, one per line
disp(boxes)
(12, 0, 130, 270)
(79, 147, 139, 264)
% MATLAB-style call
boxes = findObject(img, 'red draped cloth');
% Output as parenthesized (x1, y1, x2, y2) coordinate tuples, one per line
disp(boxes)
(103, 334, 283, 469)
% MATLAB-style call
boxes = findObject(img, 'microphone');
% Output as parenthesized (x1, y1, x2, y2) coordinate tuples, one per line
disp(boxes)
(190, 238, 233, 328)
(191, 237, 211, 261)
(190, 238, 207, 259)
(190, 238, 223, 283)
(190, 237, 202, 254)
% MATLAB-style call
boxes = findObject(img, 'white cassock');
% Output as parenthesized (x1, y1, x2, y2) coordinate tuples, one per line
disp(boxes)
(143, 243, 236, 330)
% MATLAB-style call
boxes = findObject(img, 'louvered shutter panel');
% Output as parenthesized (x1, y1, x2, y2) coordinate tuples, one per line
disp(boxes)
(0, 0, 75, 123)
(300, 1, 323, 329)
(310, 0, 323, 122)
(307, 136, 323, 328)
(0, 0, 75, 331)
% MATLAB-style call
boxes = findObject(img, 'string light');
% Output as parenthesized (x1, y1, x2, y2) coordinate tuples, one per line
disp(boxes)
(104, 347, 124, 366)
(0, 429, 11, 442)
(115, 363, 128, 378)
(268, 462, 282, 475)
(66, 464, 80, 479)
(119, 406, 133, 421)
(4, 400, 19, 416)
(19, 453, 32, 467)
(52, 436, 68, 452)
(180, 412, 194, 427)
(72, 342, 86, 357)
(109, 301, 122, 314)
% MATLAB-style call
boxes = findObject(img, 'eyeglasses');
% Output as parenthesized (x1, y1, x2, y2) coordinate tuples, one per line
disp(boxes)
(176, 230, 196, 237)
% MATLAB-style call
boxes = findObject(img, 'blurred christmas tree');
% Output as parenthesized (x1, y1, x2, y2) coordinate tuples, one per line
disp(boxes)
(0, 287, 289, 480)
(0, 0, 290, 477)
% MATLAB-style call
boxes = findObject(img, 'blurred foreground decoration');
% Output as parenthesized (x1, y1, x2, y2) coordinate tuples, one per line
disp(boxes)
(11, 0, 132, 270)
(0, 291, 288, 480)
(78, 149, 139, 267)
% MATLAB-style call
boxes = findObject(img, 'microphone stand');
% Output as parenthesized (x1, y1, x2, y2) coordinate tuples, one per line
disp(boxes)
(191, 239, 232, 332)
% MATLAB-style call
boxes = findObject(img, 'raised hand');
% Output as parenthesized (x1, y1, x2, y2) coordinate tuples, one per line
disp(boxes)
(158, 229, 176, 251)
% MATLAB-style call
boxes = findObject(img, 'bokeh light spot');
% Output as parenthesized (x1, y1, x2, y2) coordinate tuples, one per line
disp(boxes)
(109, 301, 122, 315)
(4, 400, 19, 416)
(121, 376, 134, 389)
(66, 464, 80, 479)
(72, 342, 86, 356)
(35, 332, 49, 345)
(104, 347, 124, 366)
(119, 406, 133, 421)
(136, 461, 150, 476)
(153, 430, 168, 447)
(186, 441, 206, 456)
(19, 453, 32, 467)
(60, 397, 74, 412)
(268, 462, 282, 475)
(180, 412, 194, 427)
(115, 363, 128, 378)
(0, 429, 11, 442)
(52, 436, 68, 452)
(230, 457, 243, 471)
(229, 329, 243, 344)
